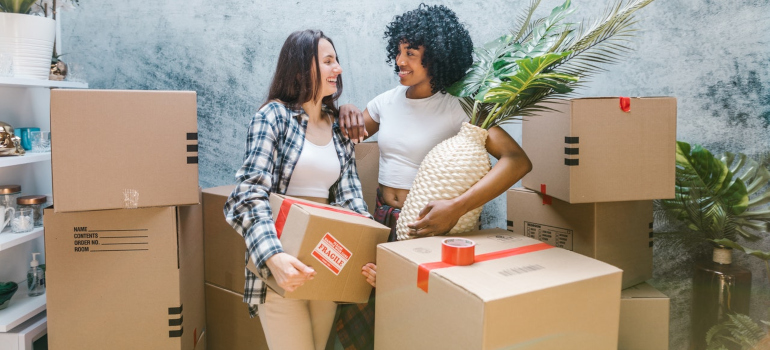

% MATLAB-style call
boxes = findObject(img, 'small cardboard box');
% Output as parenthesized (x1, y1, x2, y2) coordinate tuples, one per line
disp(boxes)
(205, 283, 268, 350)
(375, 228, 622, 350)
(203, 185, 247, 294)
(506, 188, 653, 288)
(521, 97, 676, 203)
(246, 194, 390, 303)
(44, 204, 206, 350)
(619, 283, 670, 350)
(50, 89, 200, 212)
(355, 141, 380, 216)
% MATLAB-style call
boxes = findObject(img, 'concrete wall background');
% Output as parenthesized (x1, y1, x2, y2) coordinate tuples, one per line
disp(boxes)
(61, 0, 770, 348)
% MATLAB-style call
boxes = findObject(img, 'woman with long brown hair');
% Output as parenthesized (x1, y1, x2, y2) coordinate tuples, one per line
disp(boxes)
(224, 29, 371, 350)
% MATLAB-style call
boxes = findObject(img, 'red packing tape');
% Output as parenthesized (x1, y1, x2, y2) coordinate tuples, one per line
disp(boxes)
(274, 197, 366, 238)
(540, 184, 552, 205)
(441, 238, 475, 266)
(417, 242, 554, 292)
(619, 97, 631, 112)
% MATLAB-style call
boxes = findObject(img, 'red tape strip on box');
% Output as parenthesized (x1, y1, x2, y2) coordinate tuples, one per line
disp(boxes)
(275, 198, 366, 238)
(417, 242, 554, 292)
(620, 96, 631, 112)
(540, 184, 552, 205)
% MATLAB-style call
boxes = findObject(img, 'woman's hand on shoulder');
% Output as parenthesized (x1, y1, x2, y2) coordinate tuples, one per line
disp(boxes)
(339, 104, 368, 143)
(361, 262, 376, 288)
(265, 252, 316, 292)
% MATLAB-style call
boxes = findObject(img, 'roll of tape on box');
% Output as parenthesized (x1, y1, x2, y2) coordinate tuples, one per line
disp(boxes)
(441, 238, 475, 266)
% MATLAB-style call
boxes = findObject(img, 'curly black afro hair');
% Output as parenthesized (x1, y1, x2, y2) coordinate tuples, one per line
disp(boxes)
(384, 4, 473, 94)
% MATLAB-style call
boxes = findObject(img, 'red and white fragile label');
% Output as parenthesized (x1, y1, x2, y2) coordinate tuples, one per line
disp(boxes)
(311, 233, 352, 275)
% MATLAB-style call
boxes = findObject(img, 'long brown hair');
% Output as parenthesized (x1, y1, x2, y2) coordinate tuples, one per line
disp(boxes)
(264, 29, 342, 117)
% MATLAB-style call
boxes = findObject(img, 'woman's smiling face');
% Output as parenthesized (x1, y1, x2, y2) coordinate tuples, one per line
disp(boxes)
(396, 41, 430, 91)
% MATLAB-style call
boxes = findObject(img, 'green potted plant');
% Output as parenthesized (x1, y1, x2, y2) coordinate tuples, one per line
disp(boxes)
(0, 0, 78, 80)
(396, 0, 657, 238)
(660, 141, 770, 350)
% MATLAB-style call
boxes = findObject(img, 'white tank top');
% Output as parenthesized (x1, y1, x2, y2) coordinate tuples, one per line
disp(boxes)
(286, 138, 341, 198)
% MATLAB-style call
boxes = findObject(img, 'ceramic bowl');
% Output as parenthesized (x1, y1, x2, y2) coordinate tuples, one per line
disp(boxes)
(0, 281, 18, 309)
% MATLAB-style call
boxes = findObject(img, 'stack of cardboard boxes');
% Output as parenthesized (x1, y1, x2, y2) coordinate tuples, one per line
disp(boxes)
(370, 97, 675, 349)
(43, 90, 206, 350)
(510, 97, 676, 349)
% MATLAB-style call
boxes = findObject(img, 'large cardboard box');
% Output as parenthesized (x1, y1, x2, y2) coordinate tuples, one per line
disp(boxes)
(203, 185, 247, 294)
(50, 90, 200, 212)
(44, 204, 206, 350)
(521, 97, 676, 203)
(246, 194, 390, 303)
(375, 229, 622, 350)
(619, 283, 670, 350)
(354, 141, 379, 216)
(205, 283, 268, 350)
(506, 188, 653, 288)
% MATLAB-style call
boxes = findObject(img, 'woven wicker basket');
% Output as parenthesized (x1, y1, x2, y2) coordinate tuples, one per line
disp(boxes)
(396, 122, 491, 240)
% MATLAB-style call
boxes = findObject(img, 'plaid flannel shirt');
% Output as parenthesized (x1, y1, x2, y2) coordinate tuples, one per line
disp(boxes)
(224, 101, 371, 317)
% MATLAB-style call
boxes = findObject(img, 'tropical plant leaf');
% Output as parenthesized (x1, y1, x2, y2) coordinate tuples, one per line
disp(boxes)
(0, 0, 37, 13)
(711, 239, 770, 261)
(513, 0, 543, 42)
(706, 313, 768, 350)
(480, 52, 577, 128)
(553, 0, 655, 79)
(660, 141, 752, 241)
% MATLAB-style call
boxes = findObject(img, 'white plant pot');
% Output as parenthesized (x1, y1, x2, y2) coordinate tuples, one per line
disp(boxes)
(0, 13, 55, 80)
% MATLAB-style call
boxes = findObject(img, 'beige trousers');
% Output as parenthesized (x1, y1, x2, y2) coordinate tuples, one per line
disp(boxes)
(257, 288, 337, 350)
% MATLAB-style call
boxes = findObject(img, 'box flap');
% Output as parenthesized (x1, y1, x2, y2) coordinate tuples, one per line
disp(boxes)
(621, 282, 668, 299)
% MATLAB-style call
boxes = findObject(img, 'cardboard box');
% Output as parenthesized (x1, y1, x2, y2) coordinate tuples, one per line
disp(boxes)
(246, 194, 390, 303)
(50, 89, 199, 212)
(205, 283, 268, 350)
(375, 228, 622, 350)
(203, 185, 247, 294)
(44, 204, 206, 350)
(506, 188, 653, 288)
(354, 141, 379, 216)
(521, 97, 676, 203)
(619, 283, 670, 350)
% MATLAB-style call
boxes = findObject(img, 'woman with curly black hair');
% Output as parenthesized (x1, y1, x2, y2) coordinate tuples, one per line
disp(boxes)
(335, 4, 531, 349)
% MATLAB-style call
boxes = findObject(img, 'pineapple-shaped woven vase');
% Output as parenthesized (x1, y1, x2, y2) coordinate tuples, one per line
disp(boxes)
(396, 122, 491, 240)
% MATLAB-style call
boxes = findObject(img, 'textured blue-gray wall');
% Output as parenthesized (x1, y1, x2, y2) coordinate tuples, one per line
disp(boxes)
(62, 1, 770, 348)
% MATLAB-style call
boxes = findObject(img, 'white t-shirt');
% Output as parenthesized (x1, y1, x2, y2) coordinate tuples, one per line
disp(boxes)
(367, 85, 469, 190)
(285, 138, 341, 198)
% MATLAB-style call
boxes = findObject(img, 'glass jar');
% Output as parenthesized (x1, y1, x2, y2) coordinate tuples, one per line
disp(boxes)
(0, 185, 21, 210)
(17, 195, 47, 227)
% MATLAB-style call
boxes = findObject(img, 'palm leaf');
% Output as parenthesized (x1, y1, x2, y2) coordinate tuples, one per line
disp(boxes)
(0, 0, 37, 13)
(553, 0, 655, 79)
(480, 52, 577, 129)
(513, 0, 543, 42)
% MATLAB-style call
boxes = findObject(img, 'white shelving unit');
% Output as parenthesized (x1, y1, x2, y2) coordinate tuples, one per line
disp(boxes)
(0, 227, 45, 252)
(0, 153, 51, 168)
(0, 283, 46, 332)
(0, 311, 46, 350)
(0, 77, 87, 347)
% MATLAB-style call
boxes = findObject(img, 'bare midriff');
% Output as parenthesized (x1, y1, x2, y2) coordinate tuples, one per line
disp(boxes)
(379, 184, 410, 209)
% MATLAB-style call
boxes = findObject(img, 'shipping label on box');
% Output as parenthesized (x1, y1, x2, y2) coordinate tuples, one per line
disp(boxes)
(619, 283, 670, 350)
(44, 204, 206, 350)
(521, 97, 676, 203)
(375, 228, 622, 350)
(246, 194, 390, 303)
(507, 188, 653, 289)
(51, 89, 200, 212)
